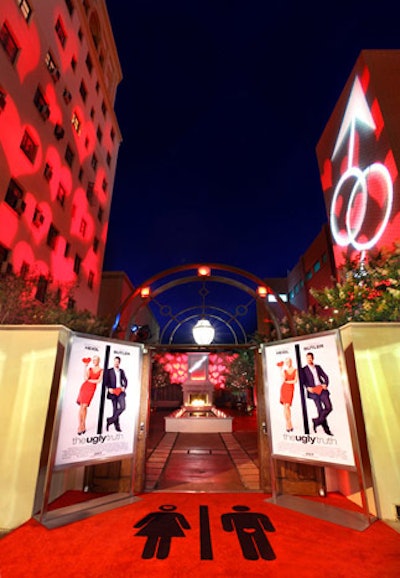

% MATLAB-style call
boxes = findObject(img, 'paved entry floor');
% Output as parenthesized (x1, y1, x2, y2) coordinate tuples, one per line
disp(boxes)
(145, 410, 260, 492)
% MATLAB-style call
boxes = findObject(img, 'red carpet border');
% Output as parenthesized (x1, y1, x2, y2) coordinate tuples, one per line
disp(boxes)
(1, 492, 399, 577)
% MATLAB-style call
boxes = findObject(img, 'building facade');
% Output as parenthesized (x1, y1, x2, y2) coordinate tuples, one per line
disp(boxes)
(287, 224, 336, 313)
(0, 0, 122, 313)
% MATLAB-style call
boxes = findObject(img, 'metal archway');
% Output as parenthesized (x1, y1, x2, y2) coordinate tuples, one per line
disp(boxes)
(110, 263, 296, 344)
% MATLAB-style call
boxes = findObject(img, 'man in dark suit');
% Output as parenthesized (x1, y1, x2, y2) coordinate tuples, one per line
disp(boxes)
(301, 352, 333, 435)
(104, 356, 128, 432)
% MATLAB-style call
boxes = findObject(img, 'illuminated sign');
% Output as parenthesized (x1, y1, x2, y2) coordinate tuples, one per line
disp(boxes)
(317, 54, 400, 268)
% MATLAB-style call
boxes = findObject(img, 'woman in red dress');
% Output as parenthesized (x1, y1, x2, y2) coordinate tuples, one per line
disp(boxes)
(279, 357, 297, 432)
(76, 355, 103, 435)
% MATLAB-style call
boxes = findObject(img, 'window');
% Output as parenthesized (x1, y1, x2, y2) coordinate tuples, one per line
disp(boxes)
(20, 261, 29, 277)
(44, 162, 53, 181)
(32, 206, 44, 227)
(267, 293, 288, 303)
(84, 136, 89, 149)
(93, 236, 99, 253)
(47, 224, 59, 249)
(73, 254, 82, 275)
(95, 81, 100, 94)
(0, 87, 6, 111)
(102, 178, 107, 193)
(18, 0, 33, 22)
(0, 22, 19, 64)
(0, 244, 10, 270)
(65, 144, 74, 167)
(110, 127, 115, 142)
(82, 0, 90, 15)
(313, 260, 321, 273)
(97, 206, 103, 223)
(79, 218, 87, 237)
(71, 111, 81, 134)
(45, 51, 60, 82)
(55, 288, 62, 305)
(64, 0, 74, 16)
(63, 88, 72, 104)
(55, 17, 67, 47)
(64, 241, 71, 258)
(86, 181, 95, 204)
(305, 270, 312, 281)
(101, 100, 107, 117)
(90, 107, 95, 119)
(54, 124, 65, 140)
(56, 183, 66, 206)
(85, 53, 93, 74)
(96, 126, 102, 143)
(106, 152, 111, 167)
(33, 87, 50, 120)
(67, 297, 75, 310)
(322, 252, 327, 264)
(20, 130, 38, 163)
(78, 28, 83, 42)
(88, 271, 94, 289)
(79, 81, 87, 102)
(99, 52, 104, 69)
(5, 179, 25, 214)
(78, 167, 84, 182)
(71, 55, 77, 71)
(91, 153, 98, 170)
(35, 275, 48, 303)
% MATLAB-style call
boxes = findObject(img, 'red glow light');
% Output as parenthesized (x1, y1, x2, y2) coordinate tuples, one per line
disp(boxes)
(198, 266, 211, 276)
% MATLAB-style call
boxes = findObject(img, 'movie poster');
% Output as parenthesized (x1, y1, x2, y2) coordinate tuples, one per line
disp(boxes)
(54, 335, 143, 469)
(263, 331, 355, 467)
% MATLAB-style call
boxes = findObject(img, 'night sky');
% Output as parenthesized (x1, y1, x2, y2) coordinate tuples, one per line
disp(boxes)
(104, 0, 400, 287)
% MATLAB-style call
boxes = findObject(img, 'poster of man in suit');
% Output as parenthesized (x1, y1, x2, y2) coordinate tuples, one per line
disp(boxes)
(54, 335, 142, 469)
(262, 331, 355, 467)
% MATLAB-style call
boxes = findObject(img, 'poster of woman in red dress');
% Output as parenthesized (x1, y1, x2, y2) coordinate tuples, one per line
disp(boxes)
(76, 355, 103, 435)
(278, 357, 297, 432)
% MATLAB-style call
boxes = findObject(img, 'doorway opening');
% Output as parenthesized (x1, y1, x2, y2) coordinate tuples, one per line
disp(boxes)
(145, 347, 259, 492)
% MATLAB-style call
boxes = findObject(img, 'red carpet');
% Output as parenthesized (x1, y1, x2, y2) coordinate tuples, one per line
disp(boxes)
(1, 492, 399, 577)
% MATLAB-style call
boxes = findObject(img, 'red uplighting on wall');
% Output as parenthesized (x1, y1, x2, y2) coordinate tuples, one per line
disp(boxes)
(0, 1, 118, 310)
(154, 352, 238, 389)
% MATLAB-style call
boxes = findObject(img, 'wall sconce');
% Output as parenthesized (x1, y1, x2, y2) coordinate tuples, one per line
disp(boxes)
(140, 286, 150, 298)
(197, 265, 211, 277)
(257, 286, 268, 298)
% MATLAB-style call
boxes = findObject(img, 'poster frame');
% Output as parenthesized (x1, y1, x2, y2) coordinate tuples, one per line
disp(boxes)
(34, 331, 145, 528)
(261, 328, 377, 530)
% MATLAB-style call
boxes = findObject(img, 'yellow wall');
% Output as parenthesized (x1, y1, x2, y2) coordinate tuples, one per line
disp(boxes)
(340, 323, 400, 521)
(0, 326, 70, 531)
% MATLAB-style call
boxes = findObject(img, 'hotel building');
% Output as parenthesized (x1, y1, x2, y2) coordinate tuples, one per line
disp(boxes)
(0, 0, 122, 313)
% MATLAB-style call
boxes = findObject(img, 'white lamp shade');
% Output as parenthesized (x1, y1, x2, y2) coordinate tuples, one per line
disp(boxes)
(192, 318, 215, 345)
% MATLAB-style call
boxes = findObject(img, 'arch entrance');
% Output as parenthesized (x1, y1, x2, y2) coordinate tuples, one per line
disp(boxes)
(89, 264, 322, 494)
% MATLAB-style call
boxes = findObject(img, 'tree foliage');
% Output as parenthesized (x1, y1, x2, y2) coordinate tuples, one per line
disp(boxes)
(225, 350, 255, 391)
(278, 244, 400, 337)
(0, 273, 113, 336)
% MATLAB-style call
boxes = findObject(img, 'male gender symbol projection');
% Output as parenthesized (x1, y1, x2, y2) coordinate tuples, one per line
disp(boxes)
(317, 52, 400, 269)
(330, 76, 393, 255)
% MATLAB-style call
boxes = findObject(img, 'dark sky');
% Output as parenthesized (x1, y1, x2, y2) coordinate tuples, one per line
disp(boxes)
(104, 0, 400, 286)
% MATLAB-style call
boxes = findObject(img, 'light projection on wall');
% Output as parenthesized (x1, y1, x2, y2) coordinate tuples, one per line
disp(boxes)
(0, 4, 114, 310)
(320, 68, 400, 268)
(154, 352, 238, 389)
